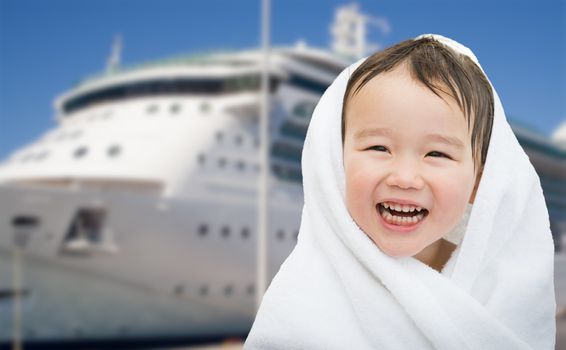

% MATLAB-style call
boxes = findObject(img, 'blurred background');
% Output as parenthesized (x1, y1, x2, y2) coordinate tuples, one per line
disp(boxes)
(0, 0, 565, 349)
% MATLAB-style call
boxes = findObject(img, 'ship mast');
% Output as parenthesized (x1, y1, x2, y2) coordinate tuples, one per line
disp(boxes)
(106, 34, 122, 73)
(331, 3, 390, 59)
(256, 0, 270, 310)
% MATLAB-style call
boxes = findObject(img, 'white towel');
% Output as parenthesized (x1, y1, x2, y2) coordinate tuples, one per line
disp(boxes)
(244, 34, 556, 349)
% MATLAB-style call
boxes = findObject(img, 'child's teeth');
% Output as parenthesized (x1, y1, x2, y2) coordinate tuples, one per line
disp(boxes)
(379, 203, 425, 226)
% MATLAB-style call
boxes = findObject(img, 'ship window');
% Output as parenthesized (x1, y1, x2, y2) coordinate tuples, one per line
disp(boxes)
(218, 157, 226, 168)
(62, 76, 280, 114)
(199, 285, 209, 296)
(281, 120, 307, 140)
(288, 74, 329, 95)
(12, 215, 40, 227)
(170, 103, 181, 114)
(224, 284, 233, 296)
(216, 131, 224, 142)
(60, 208, 106, 255)
(147, 105, 158, 114)
(271, 142, 302, 162)
(35, 151, 49, 161)
(200, 102, 210, 113)
(241, 227, 250, 239)
(198, 224, 208, 237)
(12, 215, 40, 248)
(236, 160, 246, 171)
(246, 284, 255, 295)
(21, 154, 33, 163)
(73, 146, 88, 159)
(235, 134, 243, 146)
(221, 226, 230, 238)
(272, 165, 302, 183)
(292, 101, 316, 119)
(102, 110, 113, 119)
(197, 153, 206, 165)
(276, 230, 285, 240)
(174, 285, 185, 296)
(107, 145, 121, 157)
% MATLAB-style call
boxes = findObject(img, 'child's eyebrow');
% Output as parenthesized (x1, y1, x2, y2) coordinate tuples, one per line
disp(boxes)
(354, 127, 393, 139)
(354, 127, 465, 149)
(425, 134, 465, 149)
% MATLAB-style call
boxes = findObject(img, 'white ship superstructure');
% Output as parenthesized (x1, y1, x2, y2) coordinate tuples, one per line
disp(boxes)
(0, 48, 352, 341)
(0, 4, 371, 346)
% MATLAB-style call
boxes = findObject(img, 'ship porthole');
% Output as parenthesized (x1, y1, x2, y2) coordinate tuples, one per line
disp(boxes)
(35, 151, 49, 161)
(221, 226, 230, 238)
(174, 284, 185, 296)
(197, 153, 206, 165)
(241, 227, 250, 239)
(246, 284, 255, 295)
(107, 145, 121, 157)
(224, 285, 233, 296)
(198, 224, 208, 237)
(170, 103, 181, 115)
(146, 104, 158, 114)
(73, 146, 88, 159)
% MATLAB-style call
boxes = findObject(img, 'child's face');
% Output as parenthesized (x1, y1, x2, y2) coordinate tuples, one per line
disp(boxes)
(343, 65, 480, 258)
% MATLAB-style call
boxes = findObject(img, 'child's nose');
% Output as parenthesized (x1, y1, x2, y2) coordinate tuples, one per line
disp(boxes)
(385, 160, 425, 190)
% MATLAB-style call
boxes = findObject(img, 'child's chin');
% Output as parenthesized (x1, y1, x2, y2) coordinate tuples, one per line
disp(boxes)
(372, 239, 418, 258)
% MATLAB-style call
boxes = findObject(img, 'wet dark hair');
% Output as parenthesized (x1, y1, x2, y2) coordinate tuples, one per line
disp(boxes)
(342, 36, 494, 169)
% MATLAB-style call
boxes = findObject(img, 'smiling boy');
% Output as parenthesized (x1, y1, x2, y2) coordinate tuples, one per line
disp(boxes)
(245, 35, 555, 349)
(342, 37, 492, 272)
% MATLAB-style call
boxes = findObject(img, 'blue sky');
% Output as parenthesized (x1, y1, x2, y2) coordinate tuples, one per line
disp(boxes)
(1, 0, 564, 160)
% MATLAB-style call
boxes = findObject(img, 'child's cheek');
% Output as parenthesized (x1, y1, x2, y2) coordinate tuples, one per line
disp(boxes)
(430, 170, 475, 229)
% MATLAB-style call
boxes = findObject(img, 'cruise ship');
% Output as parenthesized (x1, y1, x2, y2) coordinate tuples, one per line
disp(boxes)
(0, 4, 564, 348)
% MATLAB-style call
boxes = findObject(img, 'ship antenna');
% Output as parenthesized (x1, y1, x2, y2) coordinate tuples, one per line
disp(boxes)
(256, 0, 271, 310)
(330, 3, 390, 59)
(106, 34, 122, 73)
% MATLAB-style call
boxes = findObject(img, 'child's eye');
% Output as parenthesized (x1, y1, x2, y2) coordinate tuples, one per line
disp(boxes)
(427, 151, 451, 159)
(366, 145, 389, 152)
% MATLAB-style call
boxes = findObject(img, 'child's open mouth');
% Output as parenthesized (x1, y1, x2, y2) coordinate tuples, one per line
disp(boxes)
(377, 202, 429, 227)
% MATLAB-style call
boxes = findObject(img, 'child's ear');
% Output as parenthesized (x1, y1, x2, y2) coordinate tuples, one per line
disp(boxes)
(469, 165, 484, 204)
